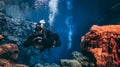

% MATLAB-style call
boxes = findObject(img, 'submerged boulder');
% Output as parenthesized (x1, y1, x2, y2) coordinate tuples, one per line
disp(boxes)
(34, 63, 60, 67)
(61, 59, 82, 67)
(60, 51, 89, 67)
(0, 44, 29, 67)
(81, 25, 120, 67)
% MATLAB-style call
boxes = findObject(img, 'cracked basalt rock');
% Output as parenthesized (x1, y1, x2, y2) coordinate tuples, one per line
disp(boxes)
(60, 51, 89, 67)
(34, 63, 60, 67)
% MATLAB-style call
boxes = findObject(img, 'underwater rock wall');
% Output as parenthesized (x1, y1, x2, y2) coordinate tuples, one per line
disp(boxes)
(0, 8, 33, 65)
(81, 25, 120, 67)
(0, 16, 33, 66)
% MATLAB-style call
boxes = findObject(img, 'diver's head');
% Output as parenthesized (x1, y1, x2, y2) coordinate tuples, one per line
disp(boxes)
(39, 20, 46, 28)
(33, 22, 42, 32)
(33, 20, 46, 32)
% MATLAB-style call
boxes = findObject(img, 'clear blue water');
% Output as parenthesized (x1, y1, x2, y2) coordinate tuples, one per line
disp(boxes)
(4, 0, 115, 66)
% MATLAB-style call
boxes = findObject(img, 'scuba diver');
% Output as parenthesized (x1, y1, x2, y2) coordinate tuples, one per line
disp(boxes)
(23, 20, 61, 52)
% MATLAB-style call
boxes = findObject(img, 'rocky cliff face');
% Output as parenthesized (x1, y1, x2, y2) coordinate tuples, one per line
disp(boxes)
(81, 25, 120, 67)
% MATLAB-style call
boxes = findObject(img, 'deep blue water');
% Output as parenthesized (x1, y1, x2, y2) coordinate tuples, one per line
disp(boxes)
(4, 0, 118, 66)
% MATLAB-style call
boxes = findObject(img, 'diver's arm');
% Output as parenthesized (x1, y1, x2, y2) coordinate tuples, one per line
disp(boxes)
(23, 34, 34, 47)
(47, 30, 61, 47)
